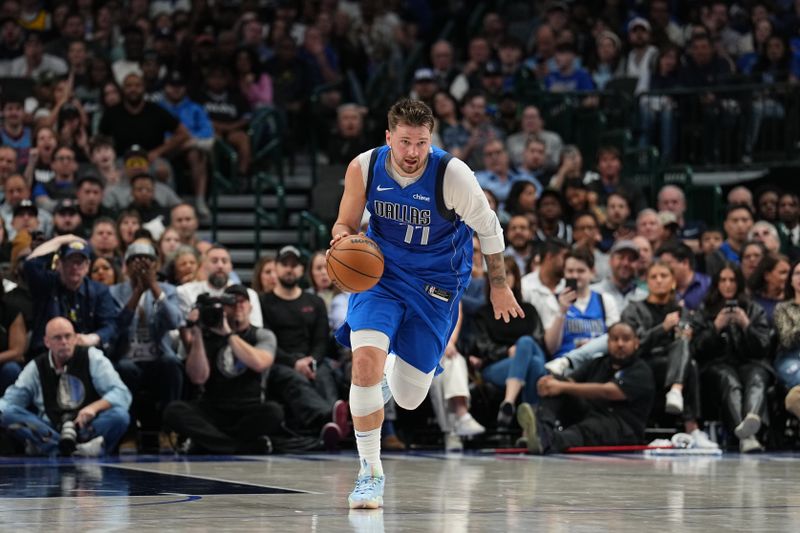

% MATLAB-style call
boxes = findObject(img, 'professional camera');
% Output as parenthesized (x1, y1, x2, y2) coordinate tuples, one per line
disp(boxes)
(196, 292, 237, 329)
(59, 415, 77, 456)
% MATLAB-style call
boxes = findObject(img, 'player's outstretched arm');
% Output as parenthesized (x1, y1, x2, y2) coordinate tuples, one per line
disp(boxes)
(485, 252, 525, 323)
(330, 156, 368, 248)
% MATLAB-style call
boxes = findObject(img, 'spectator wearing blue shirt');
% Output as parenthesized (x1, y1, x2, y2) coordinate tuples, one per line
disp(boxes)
(159, 71, 214, 220)
(474, 139, 523, 205)
(656, 242, 711, 311)
(23, 235, 120, 357)
(545, 42, 596, 93)
(719, 205, 755, 265)
(110, 242, 184, 425)
(0, 317, 131, 456)
(441, 91, 504, 171)
(0, 96, 31, 167)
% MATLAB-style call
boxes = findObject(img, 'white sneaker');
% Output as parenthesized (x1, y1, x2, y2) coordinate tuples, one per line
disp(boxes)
(690, 429, 719, 449)
(665, 388, 684, 414)
(739, 435, 764, 453)
(734, 413, 761, 440)
(444, 432, 463, 452)
(545, 357, 571, 377)
(74, 436, 105, 457)
(453, 413, 485, 437)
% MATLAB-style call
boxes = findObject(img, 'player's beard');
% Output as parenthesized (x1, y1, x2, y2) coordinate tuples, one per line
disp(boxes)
(392, 151, 426, 176)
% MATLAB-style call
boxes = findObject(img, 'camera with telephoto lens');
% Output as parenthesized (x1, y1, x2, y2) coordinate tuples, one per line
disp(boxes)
(196, 292, 237, 329)
(59, 415, 77, 456)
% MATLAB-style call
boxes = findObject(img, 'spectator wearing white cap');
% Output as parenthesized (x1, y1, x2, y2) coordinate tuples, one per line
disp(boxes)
(409, 68, 437, 109)
(110, 240, 184, 451)
(622, 17, 658, 94)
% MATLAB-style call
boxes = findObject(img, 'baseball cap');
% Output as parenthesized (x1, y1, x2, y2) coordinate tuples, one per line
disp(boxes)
(224, 284, 250, 299)
(545, 1, 568, 13)
(609, 239, 640, 258)
(59, 240, 92, 260)
(54, 198, 79, 215)
(13, 199, 38, 217)
(165, 70, 186, 86)
(124, 241, 157, 263)
(124, 145, 149, 169)
(277, 245, 301, 262)
(482, 61, 502, 76)
(627, 17, 652, 33)
(658, 210, 679, 228)
(413, 68, 435, 82)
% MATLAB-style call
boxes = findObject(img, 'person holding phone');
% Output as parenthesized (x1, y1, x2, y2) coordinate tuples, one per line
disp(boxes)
(545, 248, 619, 359)
(691, 262, 773, 453)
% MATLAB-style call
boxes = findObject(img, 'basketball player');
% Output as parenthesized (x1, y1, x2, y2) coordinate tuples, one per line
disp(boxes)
(330, 98, 524, 508)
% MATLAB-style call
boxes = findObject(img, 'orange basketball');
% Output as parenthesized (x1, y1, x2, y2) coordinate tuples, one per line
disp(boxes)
(326, 235, 384, 293)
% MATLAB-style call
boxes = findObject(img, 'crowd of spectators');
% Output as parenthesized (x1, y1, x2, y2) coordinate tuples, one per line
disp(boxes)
(1, 1, 800, 456)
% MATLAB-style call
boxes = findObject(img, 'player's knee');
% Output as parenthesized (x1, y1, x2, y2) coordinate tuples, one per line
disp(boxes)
(351, 351, 383, 385)
(349, 383, 383, 417)
(392, 385, 428, 411)
(388, 359, 434, 410)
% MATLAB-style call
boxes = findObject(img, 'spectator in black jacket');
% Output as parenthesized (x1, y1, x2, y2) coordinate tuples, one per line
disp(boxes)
(469, 257, 547, 429)
(692, 262, 774, 453)
(677, 34, 735, 163)
(621, 261, 717, 449)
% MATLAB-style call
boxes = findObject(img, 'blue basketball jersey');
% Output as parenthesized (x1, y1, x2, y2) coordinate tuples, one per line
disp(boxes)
(364, 145, 473, 292)
(554, 291, 607, 358)
(335, 145, 474, 372)
(0, 127, 31, 166)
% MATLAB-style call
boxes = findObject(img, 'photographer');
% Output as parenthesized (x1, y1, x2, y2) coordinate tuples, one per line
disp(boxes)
(165, 284, 344, 453)
(163, 285, 284, 454)
(0, 317, 131, 456)
(110, 241, 184, 448)
(692, 262, 773, 453)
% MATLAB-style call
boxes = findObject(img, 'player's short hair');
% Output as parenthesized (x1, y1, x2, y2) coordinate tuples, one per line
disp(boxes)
(387, 98, 434, 132)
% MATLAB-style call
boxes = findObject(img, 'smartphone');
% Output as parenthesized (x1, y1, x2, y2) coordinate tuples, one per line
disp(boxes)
(565, 278, 578, 292)
(725, 299, 739, 311)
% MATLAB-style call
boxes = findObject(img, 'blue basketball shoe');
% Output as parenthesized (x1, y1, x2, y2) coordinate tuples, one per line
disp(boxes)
(348, 460, 385, 509)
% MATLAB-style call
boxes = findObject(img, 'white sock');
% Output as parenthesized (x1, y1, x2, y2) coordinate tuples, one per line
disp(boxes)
(355, 427, 382, 475)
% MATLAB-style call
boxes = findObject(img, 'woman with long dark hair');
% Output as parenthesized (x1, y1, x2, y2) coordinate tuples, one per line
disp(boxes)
(774, 260, 800, 411)
(234, 46, 273, 109)
(692, 262, 773, 452)
(747, 253, 791, 323)
(469, 256, 547, 429)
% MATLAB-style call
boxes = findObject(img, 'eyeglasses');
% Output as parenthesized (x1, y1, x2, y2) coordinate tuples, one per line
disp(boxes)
(55, 155, 75, 161)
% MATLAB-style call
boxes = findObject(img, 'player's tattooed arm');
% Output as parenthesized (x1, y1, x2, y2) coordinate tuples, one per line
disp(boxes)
(485, 252, 507, 288)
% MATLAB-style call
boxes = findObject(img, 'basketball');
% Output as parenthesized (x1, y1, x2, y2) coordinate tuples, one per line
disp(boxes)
(326, 235, 384, 293)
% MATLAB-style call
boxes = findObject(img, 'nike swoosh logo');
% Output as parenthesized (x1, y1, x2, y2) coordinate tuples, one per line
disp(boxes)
(377, 185, 394, 191)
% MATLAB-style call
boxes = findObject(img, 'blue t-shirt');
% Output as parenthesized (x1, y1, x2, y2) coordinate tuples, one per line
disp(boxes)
(545, 68, 596, 92)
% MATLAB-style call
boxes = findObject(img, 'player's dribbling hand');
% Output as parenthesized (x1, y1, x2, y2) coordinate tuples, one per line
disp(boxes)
(329, 231, 350, 250)
(490, 285, 525, 323)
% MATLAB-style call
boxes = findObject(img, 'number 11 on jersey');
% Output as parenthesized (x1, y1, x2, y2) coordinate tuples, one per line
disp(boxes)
(404, 225, 430, 245)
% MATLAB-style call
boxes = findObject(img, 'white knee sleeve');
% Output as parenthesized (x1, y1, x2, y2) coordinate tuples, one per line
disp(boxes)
(349, 383, 384, 417)
(351, 329, 390, 352)
(387, 355, 435, 411)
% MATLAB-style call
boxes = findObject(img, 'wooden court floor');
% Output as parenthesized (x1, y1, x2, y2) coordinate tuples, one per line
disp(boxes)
(1, 451, 799, 531)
